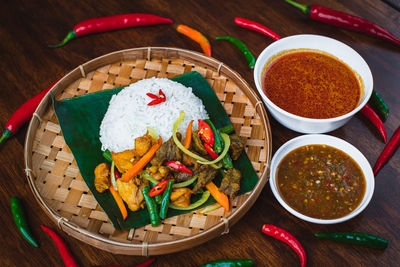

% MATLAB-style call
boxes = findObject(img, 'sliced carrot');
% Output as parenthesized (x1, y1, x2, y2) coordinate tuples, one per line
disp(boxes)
(176, 24, 211, 56)
(184, 120, 194, 149)
(120, 136, 162, 182)
(109, 185, 128, 220)
(206, 182, 229, 211)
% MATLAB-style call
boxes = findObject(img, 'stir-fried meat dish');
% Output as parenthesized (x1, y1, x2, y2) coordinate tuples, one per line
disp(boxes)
(151, 133, 183, 166)
(191, 130, 208, 155)
(135, 133, 154, 156)
(172, 171, 193, 182)
(146, 165, 170, 181)
(111, 149, 139, 173)
(170, 188, 193, 207)
(94, 163, 110, 193)
(229, 134, 244, 160)
(116, 177, 148, 211)
(192, 164, 219, 193)
(219, 168, 242, 199)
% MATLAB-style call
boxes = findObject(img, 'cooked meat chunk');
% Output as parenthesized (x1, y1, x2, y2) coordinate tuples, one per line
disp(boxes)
(172, 171, 193, 182)
(111, 149, 139, 173)
(116, 176, 149, 211)
(192, 164, 219, 193)
(135, 133, 154, 156)
(219, 168, 242, 199)
(229, 134, 244, 160)
(192, 130, 207, 155)
(170, 188, 193, 207)
(146, 165, 170, 181)
(94, 163, 110, 193)
(150, 133, 183, 166)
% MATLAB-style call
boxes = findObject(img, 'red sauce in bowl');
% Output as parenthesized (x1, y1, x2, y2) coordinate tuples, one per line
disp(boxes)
(263, 51, 361, 119)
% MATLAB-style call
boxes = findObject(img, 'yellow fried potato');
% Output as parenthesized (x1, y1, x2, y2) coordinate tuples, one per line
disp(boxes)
(94, 163, 110, 193)
(170, 188, 192, 207)
(116, 177, 148, 211)
(111, 149, 139, 174)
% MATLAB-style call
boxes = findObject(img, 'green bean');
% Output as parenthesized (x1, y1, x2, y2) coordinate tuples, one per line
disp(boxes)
(142, 186, 160, 227)
(204, 119, 223, 153)
(159, 179, 175, 219)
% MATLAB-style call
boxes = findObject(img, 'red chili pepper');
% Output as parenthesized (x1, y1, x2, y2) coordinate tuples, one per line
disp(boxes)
(373, 125, 400, 175)
(114, 168, 120, 179)
(146, 93, 159, 99)
(50, 14, 173, 48)
(285, 0, 400, 47)
(41, 225, 79, 267)
(147, 89, 166, 106)
(149, 179, 172, 197)
(360, 104, 387, 143)
(234, 17, 281, 41)
(262, 224, 306, 267)
(0, 78, 61, 146)
(198, 119, 214, 147)
(165, 161, 193, 174)
(147, 98, 166, 106)
(204, 143, 219, 160)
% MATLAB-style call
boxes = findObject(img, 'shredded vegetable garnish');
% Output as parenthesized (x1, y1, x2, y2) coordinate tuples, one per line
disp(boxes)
(172, 111, 220, 169)
(111, 161, 117, 191)
(169, 190, 211, 210)
(147, 126, 158, 140)
(173, 175, 198, 188)
(197, 133, 230, 165)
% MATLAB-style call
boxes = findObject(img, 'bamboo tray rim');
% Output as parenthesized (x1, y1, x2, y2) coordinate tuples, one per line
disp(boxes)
(24, 47, 272, 254)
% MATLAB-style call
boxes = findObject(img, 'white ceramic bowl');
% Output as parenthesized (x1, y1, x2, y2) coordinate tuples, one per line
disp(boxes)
(254, 34, 373, 133)
(269, 134, 374, 224)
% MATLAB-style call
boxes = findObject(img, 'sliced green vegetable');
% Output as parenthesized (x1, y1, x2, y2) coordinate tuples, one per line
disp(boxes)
(169, 191, 211, 210)
(142, 172, 159, 185)
(110, 161, 117, 191)
(218, 124, 234, 134)
(173, 175, 198, 188)
(200, 203, 222, 214)
(102, 149, 112, 163)
(197, 133, 230, 165)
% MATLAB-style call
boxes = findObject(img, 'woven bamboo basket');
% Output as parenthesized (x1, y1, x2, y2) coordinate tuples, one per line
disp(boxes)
(24, 47, 272, 255)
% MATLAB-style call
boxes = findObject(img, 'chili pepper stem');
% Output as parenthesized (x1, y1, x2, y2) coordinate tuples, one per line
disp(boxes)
(49, 30, 77, 48)
(0, 129, 13, 146)
(285, 0, 311, 15)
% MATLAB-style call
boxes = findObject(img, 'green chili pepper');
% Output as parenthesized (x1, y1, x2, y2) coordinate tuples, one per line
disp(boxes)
(204, 119, 223, 153)
(219, 124, 234, 134)
(142, 186, 161, 227)
(102, 149, 112, 163)
(200, 259, 255, 267)
(221, 151, 234, 169)
(315, 232, 388, 250)
(169, 191, 211, 210)
(159, 179, 175, 219)
(10, 197, 39, 247)
(215, 36, 255, 69)
(368, 90, 389, 122)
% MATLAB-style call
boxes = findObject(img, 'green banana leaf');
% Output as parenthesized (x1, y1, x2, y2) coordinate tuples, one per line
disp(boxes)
(53, 71, 258, 230)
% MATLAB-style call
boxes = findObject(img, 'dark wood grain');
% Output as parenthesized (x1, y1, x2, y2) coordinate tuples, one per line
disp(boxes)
(0, 0, 399, 266)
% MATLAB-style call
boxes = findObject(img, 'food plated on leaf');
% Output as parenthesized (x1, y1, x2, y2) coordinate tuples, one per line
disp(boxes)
(53, 71, 259, 230)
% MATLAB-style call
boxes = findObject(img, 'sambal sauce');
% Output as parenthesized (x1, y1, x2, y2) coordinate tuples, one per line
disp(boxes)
(263, 51, 361, 119)
(277, 145, 365, 219)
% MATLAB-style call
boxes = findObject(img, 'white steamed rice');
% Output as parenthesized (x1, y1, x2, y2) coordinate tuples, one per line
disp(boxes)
(99, 77, 209, 152)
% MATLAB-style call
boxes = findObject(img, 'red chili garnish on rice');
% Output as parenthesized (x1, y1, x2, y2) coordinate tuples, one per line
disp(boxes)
(147, 89, 166, 106)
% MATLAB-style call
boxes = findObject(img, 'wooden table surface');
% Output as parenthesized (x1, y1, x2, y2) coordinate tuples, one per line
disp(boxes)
(1, 0, 399, 266)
